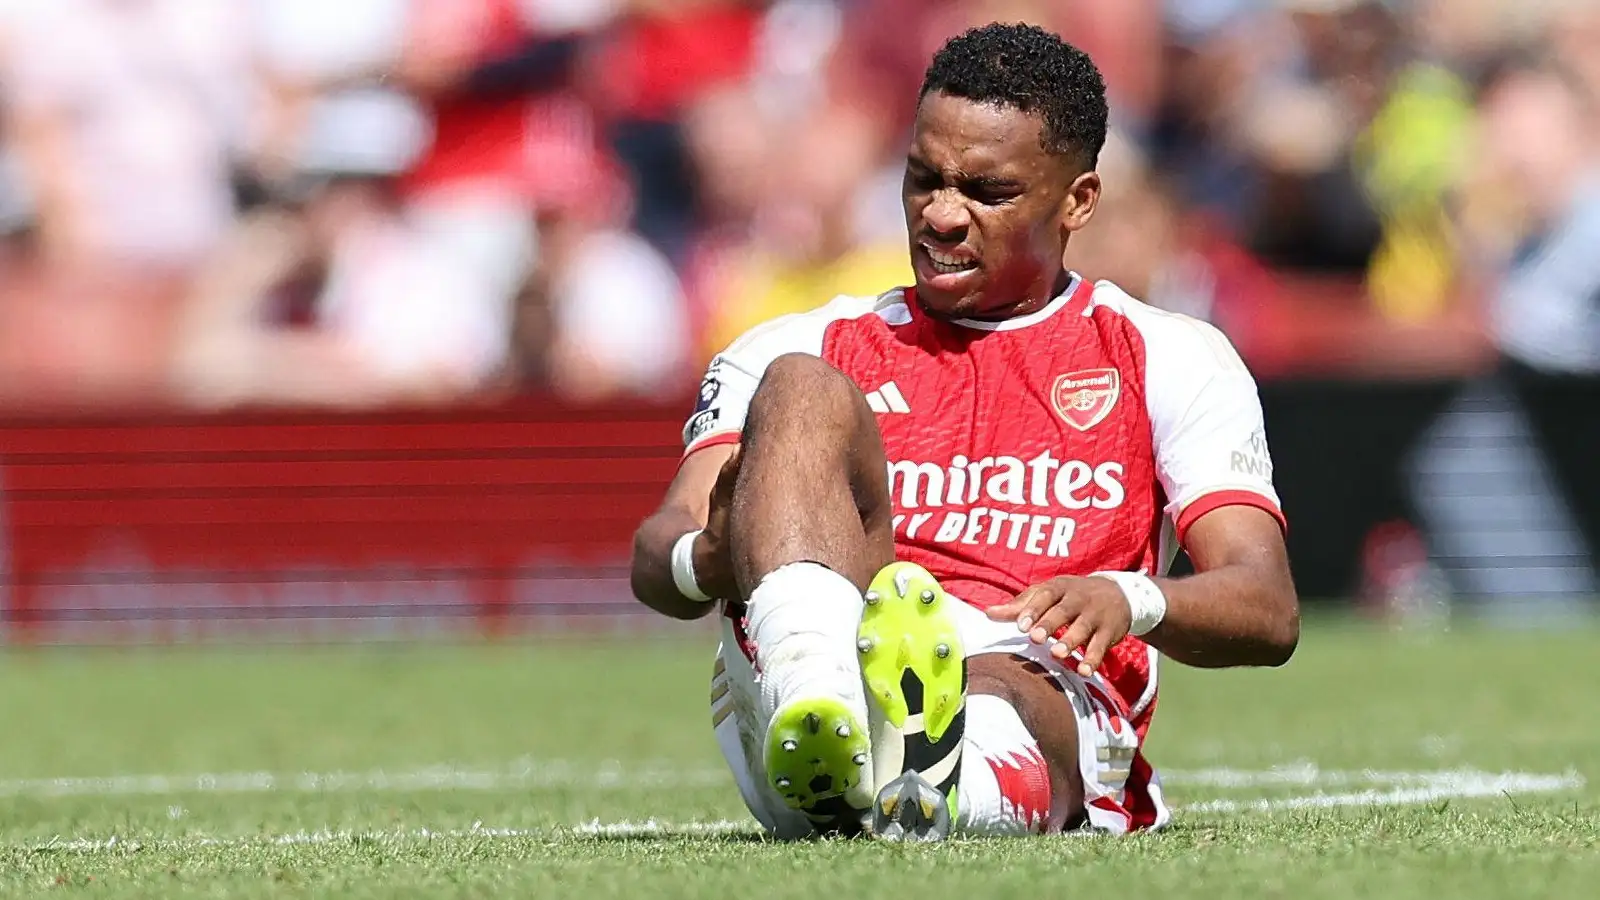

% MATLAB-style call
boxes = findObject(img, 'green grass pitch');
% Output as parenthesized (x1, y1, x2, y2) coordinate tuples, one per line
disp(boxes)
(0, 621, 1594, 897)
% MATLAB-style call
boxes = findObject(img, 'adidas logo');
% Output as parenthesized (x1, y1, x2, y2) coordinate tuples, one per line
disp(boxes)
(864, 381, 910, 414)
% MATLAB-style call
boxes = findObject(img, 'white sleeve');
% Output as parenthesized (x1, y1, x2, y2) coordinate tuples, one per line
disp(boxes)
(682, 350, 760, 454)
(1140, 309, 1286, 542)
(682, 296, 869, 454)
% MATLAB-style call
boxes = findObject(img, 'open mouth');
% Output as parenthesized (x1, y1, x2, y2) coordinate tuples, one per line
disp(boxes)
(921, 243, 978, 275)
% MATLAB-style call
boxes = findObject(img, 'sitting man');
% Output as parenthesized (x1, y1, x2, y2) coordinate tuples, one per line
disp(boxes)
(630, 22, 1298, 840)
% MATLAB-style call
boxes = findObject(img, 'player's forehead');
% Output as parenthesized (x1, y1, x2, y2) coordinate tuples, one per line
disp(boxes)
(907, 90, 1052, 177)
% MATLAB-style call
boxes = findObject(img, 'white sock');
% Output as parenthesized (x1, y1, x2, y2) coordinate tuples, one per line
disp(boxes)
(745, 562, 867, 723)
(955, 693, 1053, 836)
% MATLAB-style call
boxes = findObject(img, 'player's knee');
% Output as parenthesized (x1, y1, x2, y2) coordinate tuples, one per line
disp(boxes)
(750, 353, 869, 430)
(966, 654, 1043, 707)
(966, 668, 1021, 709)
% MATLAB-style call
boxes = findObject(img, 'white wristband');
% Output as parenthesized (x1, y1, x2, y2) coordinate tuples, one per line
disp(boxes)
(671, 530, 714, 603)
(1090, 571, 1167, 637)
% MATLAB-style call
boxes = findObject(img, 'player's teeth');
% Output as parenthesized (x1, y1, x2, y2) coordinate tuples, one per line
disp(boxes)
(853, 753, 868, 766)
(782, 739, 798, 752)
(836, 724, 851, 738)
(857, 637, 874, 653)
(864, 591, 879, 605)
(924, 247, 976, 272)
(776, 777, 791, 789)
(935, 643, 951, 659)
(920, 589, 936, 605)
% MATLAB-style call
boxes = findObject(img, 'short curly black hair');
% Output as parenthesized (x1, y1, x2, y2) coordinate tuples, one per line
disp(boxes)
(919, 22, 1108, 170)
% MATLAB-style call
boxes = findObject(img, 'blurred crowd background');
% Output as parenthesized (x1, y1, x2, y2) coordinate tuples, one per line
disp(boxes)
(1, 0, 1598, 623)
(1, 0, 1596, 409)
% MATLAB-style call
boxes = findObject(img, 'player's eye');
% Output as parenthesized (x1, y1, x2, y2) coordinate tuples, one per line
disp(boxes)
(905, 167, 941, 192)
(965, 183, 1022, 206)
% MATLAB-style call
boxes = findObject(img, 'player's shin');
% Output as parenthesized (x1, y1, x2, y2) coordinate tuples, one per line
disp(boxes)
(748, 562, 874, 815)
(952, 693, 1055, 836)
(859, 562, 968, 840)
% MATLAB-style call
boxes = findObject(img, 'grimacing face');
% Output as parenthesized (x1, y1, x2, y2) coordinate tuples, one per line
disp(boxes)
(902, 90, 1100, 320)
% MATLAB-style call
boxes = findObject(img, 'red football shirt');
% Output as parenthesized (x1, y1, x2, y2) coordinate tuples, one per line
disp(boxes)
(683, 275, 1286, 829)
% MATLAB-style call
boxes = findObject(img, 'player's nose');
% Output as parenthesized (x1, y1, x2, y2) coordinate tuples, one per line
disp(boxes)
(920, 192, 972, 239)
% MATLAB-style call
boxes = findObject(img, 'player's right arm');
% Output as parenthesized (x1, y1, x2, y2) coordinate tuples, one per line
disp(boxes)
(630, 294, 879, 618)
(629, 444, 738, 620)
(630, 345, 766, 619)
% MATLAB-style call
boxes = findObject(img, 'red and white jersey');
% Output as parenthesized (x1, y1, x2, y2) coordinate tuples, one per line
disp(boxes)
(684, 275, 1285, 830)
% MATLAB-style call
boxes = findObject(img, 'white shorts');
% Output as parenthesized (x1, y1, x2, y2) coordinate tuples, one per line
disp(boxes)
(708, 597, 1170, 837)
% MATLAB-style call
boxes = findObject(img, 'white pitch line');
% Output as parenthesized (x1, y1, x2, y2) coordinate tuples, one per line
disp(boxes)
(570, 819, 755, 838)
(11, 767, 1587, 853)
(17, 771, 1587, 853)
(2, 763, 1577, 799)
(1158, 764, 1578, 789)
(34, 826, 542, 853)
(1186, 771, 1585, 814)
(22, 768, 1585, 853)
(30, 821, 754, 853)
(0, 762, 731, 799)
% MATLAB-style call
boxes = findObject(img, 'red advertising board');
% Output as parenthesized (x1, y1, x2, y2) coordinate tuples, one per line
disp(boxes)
(0, 400, 689, 643)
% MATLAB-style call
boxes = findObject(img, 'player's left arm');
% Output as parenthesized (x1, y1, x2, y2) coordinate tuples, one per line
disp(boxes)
(989, 506, 1298, 673)
(1138, 315, 1299, 666)
(1138, 505, 1298, 667)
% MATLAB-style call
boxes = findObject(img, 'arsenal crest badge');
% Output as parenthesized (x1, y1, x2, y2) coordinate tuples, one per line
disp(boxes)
(1051, 368, 1120, 431)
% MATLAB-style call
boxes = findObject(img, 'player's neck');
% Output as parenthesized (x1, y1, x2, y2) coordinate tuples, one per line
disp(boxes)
(957, 272, 1074, 323)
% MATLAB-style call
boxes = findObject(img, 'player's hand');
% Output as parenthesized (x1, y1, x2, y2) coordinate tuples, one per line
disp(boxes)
(692, 445, 742, 600)
(985, 576, 1132, 678)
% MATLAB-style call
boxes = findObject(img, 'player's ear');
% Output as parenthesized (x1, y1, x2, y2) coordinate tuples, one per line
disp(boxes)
(1059, 169, 1101, 233)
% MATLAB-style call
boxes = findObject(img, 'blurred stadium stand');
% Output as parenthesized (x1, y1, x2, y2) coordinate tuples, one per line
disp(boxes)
(0, 402, 683, 642)
(1, 0, 1598, 638)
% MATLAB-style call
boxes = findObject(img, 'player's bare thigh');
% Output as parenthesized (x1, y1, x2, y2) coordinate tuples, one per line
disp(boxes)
(735, 352, 897, 589)
(968, 654, 1089, 832)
